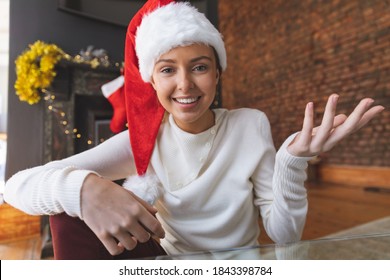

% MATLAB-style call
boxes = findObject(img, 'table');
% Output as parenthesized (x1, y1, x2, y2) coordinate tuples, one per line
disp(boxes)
(152, 232, 390, 260)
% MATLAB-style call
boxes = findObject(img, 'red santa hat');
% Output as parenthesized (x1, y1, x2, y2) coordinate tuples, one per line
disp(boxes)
(125, 0, 227, 176)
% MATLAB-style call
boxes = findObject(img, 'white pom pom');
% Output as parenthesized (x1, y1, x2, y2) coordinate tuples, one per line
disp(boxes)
(123, 174, 164, 205)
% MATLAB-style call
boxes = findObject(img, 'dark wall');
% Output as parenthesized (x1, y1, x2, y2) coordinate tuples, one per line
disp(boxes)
(6, 0, 127, 179)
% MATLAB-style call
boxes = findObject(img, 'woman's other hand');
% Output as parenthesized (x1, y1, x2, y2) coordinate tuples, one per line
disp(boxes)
(288, 94, 385, 157)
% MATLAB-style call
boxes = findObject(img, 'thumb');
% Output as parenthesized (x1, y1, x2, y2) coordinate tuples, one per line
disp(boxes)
(131, 192, 158, 215)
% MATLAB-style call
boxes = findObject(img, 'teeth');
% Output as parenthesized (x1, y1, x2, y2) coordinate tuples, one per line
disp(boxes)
(175, 97, 198, 104)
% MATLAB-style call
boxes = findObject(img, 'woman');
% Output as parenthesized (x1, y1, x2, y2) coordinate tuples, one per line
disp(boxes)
(4, 0, 384, 259)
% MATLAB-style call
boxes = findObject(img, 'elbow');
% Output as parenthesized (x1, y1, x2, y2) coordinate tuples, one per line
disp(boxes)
(269, 229, 303, 245)
(264, 206, 307, 244)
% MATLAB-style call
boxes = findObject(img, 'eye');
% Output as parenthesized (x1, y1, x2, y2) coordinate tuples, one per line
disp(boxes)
(160, 67, 174, 74)
(193, 65, 208, 72)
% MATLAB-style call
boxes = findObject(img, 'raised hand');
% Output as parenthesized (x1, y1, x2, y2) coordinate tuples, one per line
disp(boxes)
(80, 174, 165, 255)
(287, 94, 385, 158)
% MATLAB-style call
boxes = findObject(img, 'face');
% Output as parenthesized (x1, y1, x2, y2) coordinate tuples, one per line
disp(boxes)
(150, 44, 220, 134)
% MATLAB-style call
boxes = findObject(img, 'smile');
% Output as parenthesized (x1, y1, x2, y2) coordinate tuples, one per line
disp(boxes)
(174, 97, 200, 104)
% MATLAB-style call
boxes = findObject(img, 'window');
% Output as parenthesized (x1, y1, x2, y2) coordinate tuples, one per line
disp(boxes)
(0, 0, 9, 196)
(0, 0, 9, 132)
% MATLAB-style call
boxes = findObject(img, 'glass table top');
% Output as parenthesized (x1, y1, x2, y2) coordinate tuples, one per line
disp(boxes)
(152, 232, 390, 260)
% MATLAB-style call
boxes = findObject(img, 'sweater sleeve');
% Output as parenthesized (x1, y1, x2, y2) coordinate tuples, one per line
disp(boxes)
(4, 130, 134, 218)
(252, 114, 311, 244)
(268, 133, 311, 243)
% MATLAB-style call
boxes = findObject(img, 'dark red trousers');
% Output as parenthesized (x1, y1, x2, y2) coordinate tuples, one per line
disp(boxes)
(49, 213, 167, 260)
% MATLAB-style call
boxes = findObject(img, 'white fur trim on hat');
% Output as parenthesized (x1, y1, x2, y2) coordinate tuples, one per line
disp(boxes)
(123, 173, 164, 205)
(135, 2, 227, 83)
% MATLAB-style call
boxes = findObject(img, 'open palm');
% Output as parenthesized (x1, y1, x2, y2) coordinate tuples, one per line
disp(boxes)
(288, 94, 385, 157)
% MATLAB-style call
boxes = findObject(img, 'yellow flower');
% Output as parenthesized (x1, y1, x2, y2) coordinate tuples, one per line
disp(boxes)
(14, 40, 65, 105)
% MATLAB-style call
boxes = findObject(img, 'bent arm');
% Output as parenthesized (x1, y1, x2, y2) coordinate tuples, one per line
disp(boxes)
(4, 130, 134, 217)
(264, 134, 310, 243)
(252, 115, 310, 244)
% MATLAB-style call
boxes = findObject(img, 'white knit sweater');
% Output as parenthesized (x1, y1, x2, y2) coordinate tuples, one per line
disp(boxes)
(4, 108, 310, 255)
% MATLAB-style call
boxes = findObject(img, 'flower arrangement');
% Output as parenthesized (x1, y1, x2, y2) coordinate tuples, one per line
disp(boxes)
(14, 41, 119, 105)
(13, 41, 122, 145)
(14, 41, 65, 105)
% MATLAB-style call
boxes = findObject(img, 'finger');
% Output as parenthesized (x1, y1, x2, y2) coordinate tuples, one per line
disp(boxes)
(351, 105, 384, 132)
(115, 232, 139, 250)
(299, 102, 314, 147)
(322, 101, 384, 152)
(122, 219, 153, 243)
(312, 94, 339, 148)
(137, 209, 165, 239)
(287, 102, 314, 156)
(333, 113, 348, 128)
(99, 235, 126, 256)
(132, 194, 158, 215)
(336, 98, 374, 134)
(312, 113, 347, 136)
(135, 228, 152, 243)
(130, 194, 165, 238)
(117, 242, 125, 252)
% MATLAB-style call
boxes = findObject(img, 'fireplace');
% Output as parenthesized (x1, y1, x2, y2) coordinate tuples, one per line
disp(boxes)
(40, 62, 120, 258)
(43, 62, 120, 163)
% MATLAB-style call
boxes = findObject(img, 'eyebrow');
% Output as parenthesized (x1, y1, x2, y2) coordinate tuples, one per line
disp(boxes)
(155, 55, 213, 65)
(190, 56, 213, 63)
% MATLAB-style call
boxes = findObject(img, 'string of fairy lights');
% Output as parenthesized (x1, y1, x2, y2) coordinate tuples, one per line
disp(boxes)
(43, 89, 94, 146)
(15, 41, 123, 146)
(43, 80, 125, 147)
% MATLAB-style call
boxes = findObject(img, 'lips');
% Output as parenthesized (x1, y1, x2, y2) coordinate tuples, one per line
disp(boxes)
(173, 97, 200, 104)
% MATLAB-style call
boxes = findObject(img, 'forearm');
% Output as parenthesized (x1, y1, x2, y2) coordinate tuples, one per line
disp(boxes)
(262, 134, 311, 244)
(4, 130, 134, 217)
(4, 164, 94, 217)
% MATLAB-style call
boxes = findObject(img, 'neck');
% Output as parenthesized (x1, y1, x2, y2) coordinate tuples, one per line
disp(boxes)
(173, 109, 215, 134)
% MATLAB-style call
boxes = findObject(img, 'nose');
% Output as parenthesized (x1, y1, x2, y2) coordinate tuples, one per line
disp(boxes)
(177, 70, 194, 92)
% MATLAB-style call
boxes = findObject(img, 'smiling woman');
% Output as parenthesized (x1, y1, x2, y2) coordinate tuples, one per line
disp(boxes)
(2, 0, 385, 261)
(150, 44, 220, 134)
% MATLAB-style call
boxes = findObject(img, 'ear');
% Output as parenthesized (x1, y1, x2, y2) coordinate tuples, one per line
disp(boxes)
(216, 68, 220, 84)
(150, 77, 157, 91)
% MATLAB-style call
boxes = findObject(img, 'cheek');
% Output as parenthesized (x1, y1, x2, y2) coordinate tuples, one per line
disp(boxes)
(153, 78, 170, 95)
(201, 77, 218, 93)
(155, 82, 176, 106)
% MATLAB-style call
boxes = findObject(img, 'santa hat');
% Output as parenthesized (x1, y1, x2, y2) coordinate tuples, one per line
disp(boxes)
(125, 0, 227, 176)
(135, 2, 227, 83)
